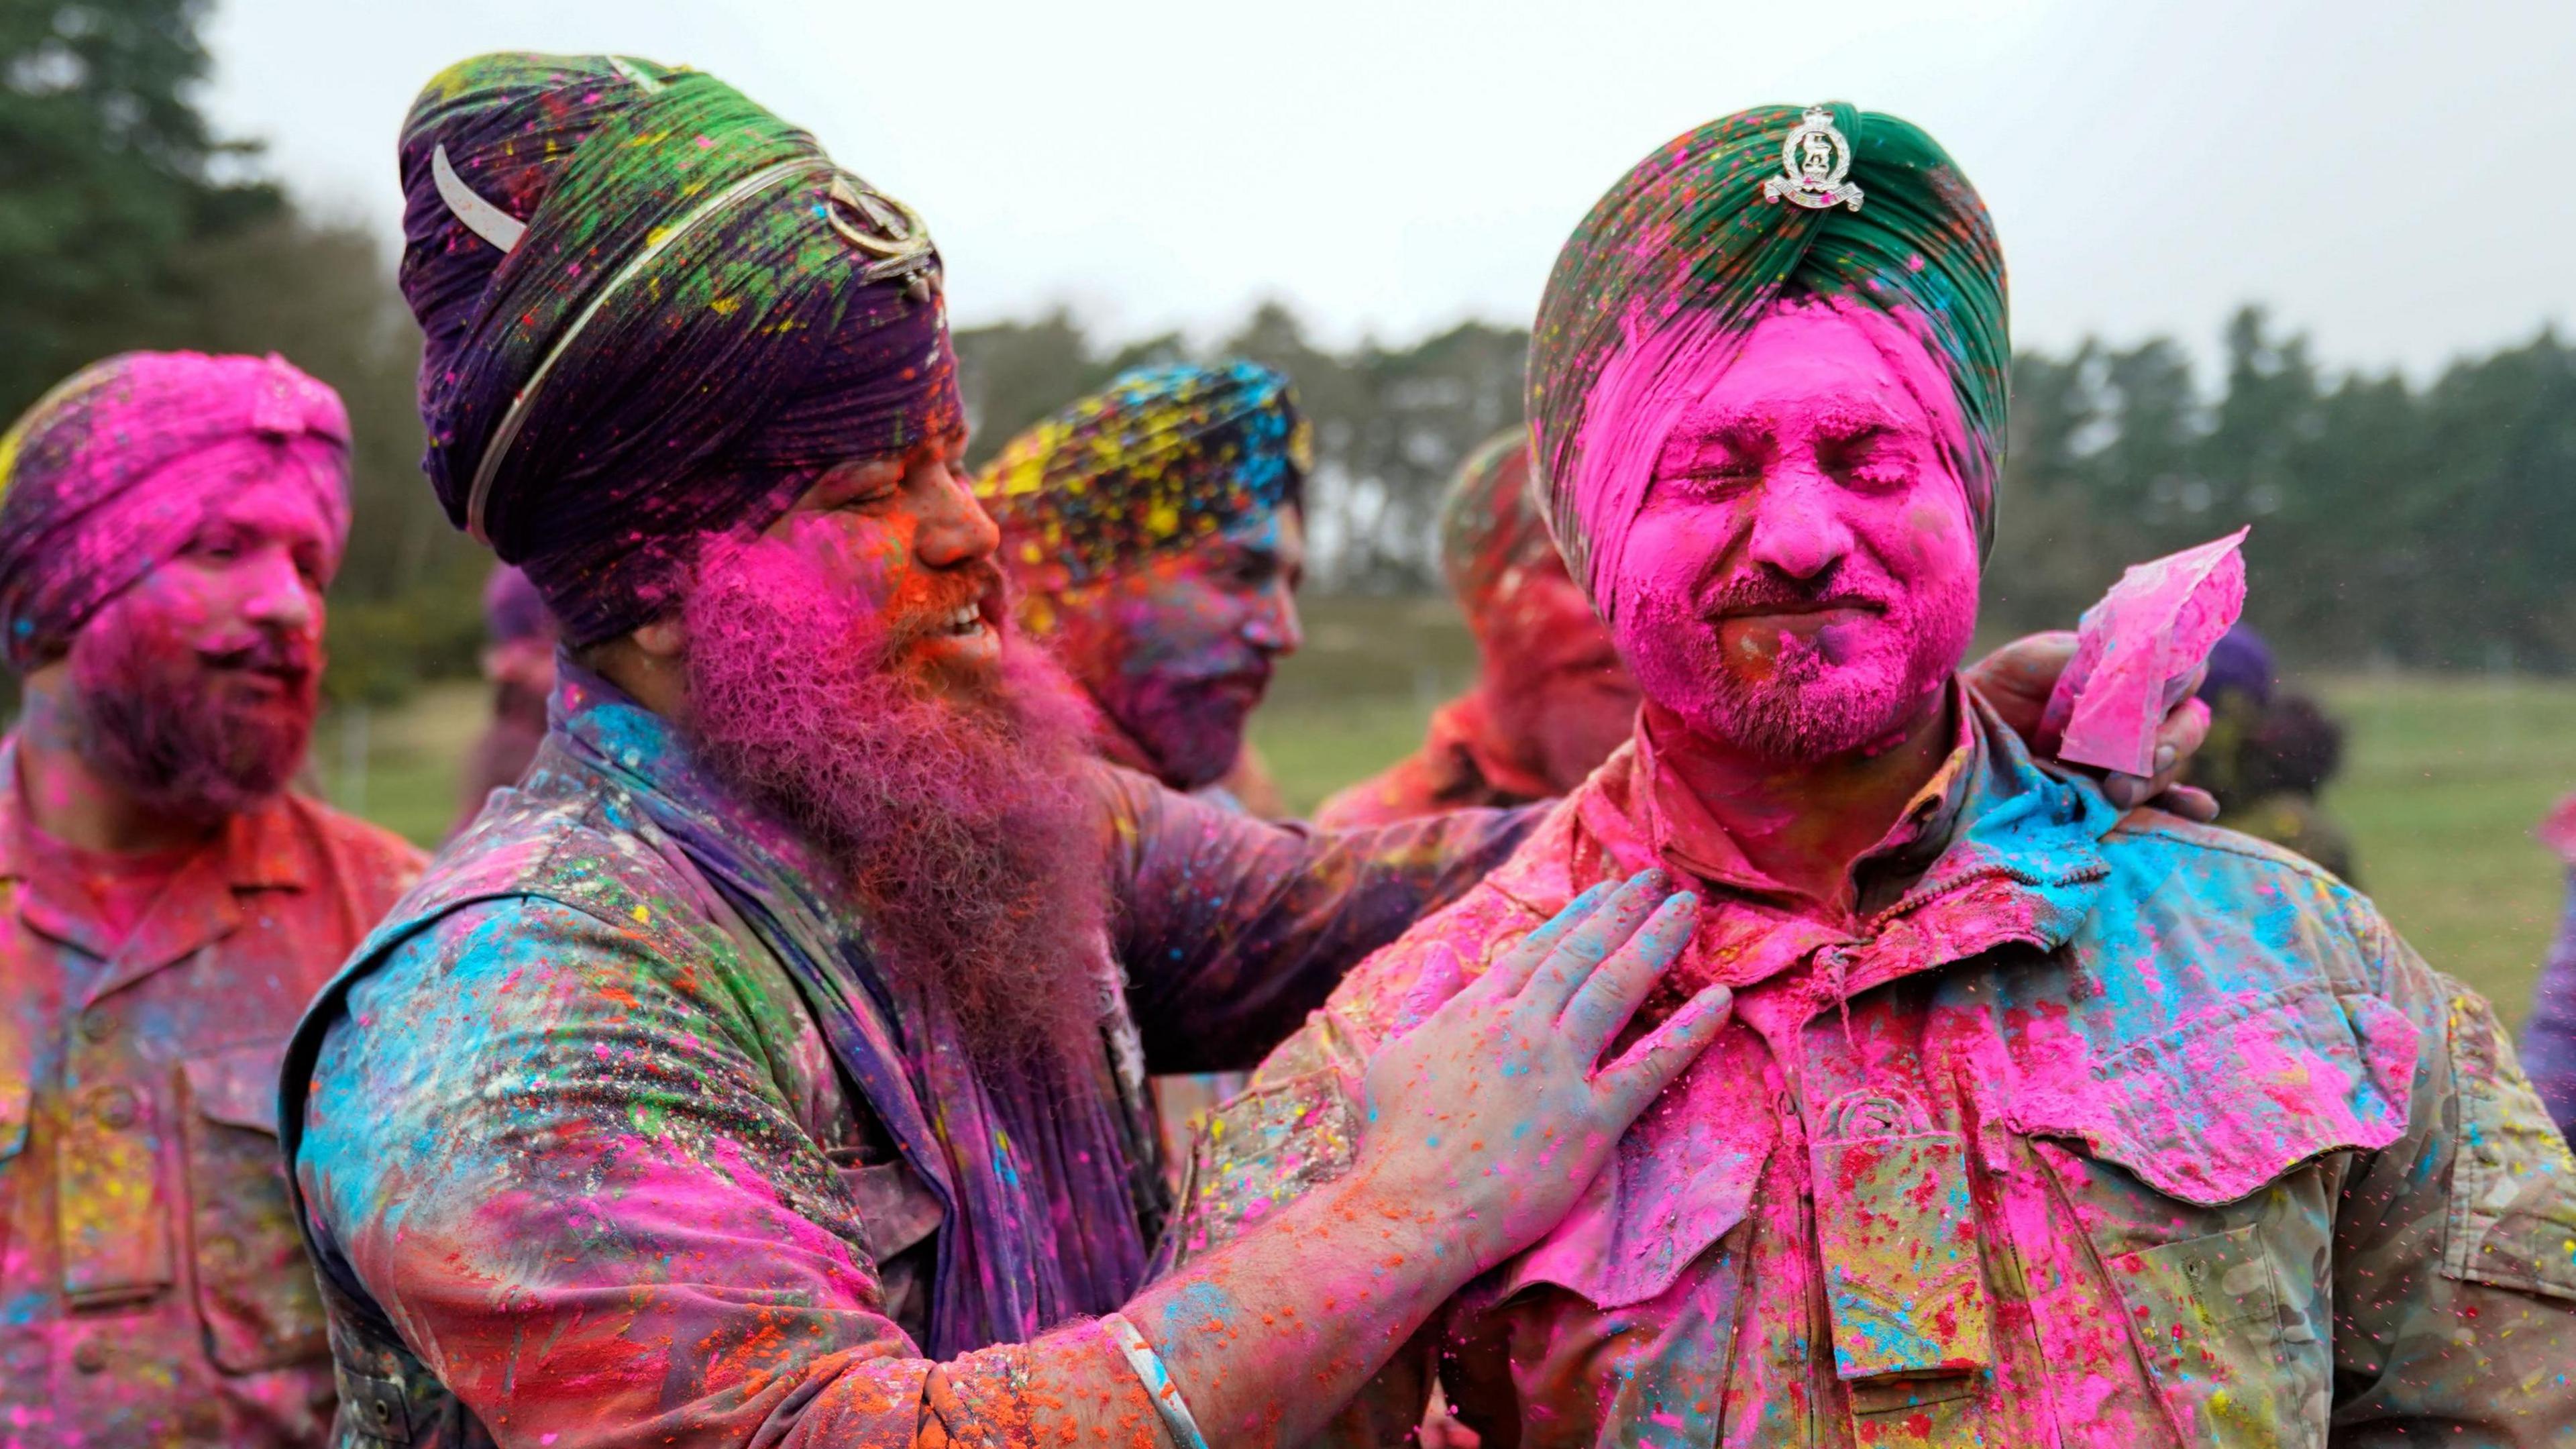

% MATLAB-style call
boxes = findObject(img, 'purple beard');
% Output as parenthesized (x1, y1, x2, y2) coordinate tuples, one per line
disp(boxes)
(64, 608, 317, 822)
(681, 538, 1112, 1071)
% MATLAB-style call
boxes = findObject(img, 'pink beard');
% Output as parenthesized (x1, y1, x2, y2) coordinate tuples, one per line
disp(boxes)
(682, 539, 1112, 1070)
(64, 608, 317, 821)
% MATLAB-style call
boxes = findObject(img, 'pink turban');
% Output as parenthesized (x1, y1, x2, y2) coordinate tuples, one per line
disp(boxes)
(0, 352, 352, 669)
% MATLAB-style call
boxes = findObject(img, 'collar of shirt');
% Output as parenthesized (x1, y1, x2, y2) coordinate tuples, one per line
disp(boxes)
(1483, 678, 2121, 1002)
(0, 736, 313, 955)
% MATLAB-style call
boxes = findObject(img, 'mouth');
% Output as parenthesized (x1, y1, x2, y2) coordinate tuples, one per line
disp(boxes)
(906, 587, 1003, 669)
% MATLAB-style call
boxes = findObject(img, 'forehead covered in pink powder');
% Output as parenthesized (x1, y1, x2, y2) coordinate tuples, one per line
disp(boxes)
(1565, 295, 1972, 625)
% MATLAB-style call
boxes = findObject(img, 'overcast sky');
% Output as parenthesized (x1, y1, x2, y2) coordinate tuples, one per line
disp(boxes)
(201, 0, 2573, 376)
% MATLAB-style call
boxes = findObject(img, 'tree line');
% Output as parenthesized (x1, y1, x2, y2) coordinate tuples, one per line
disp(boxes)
(9, 2, 2571, 700)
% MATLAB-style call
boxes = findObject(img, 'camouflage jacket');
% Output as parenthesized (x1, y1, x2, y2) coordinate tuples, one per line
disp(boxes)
(1172, 688, 2576, 1448)
(0, 746, 421, 1447)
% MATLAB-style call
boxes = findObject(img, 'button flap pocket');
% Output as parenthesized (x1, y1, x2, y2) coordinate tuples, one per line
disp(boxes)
(1500, 1047, 1772, 1310)
(182, 1040, 289, 1136)
(1811, 1125, 1993, 1380)
(2014, 984, 2412, 1206)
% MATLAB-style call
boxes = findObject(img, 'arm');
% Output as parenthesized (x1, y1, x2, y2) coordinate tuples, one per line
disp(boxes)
(1102, 763, 1540, 1073)
(2327, 901, 2576, 1443)
(301, 877, 1722, 1449)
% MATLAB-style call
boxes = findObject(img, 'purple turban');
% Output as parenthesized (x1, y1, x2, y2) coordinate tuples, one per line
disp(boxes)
(398, 53, 961, 647)
(0, 351, 351, 669)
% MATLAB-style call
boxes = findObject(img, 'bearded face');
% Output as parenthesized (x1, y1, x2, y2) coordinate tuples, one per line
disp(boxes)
(1605, 299, 1982, 764)
(680, 529, 1112, 1070)
(54, 488, 331, 821)
(1029, 507, 1305, 792)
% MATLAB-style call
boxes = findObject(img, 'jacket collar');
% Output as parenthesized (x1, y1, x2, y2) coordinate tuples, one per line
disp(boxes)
(0, 737, 317, 996)
(1486, 678, 2119, 1002)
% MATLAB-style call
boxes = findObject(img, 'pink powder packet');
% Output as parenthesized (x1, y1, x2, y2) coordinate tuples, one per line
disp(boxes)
(2039, 527, 2251, 778)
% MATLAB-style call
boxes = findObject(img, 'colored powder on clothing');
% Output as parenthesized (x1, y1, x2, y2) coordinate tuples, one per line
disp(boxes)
(1527, 103, 2006, 620)
(2040, 527, 2249, 777)
(399, 52, 958, 645)
(0, 351, 349, 669)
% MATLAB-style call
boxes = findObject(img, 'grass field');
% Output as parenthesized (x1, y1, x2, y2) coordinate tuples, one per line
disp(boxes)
(319, 596, 2576, 1028)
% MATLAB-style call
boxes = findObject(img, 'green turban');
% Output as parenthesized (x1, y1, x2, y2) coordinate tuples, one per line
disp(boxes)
(1527, 103, 2008, 614)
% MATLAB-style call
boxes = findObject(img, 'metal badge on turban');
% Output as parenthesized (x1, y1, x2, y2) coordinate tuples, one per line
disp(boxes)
(1764, 106, 1865, 212)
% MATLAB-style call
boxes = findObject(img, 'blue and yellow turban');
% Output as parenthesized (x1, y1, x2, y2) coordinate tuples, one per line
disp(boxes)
(973, 362, 1311, 594)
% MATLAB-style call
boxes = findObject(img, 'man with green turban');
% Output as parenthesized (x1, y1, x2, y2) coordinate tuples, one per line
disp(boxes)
(1169, 103, 2576, 1444)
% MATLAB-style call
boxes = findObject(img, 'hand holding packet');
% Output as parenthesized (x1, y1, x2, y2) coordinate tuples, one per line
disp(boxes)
(2039, 527, 2250, 779)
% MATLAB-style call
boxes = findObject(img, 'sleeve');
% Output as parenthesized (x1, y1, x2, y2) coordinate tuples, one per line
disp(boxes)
(296, 896, 1167, 1449)
(2327, 900, 2576, 1444)
(2514, 869, 2576, 1140)
(1101, 763, 1538, 1074)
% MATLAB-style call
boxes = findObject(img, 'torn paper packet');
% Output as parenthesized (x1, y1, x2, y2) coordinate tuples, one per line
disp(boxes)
(2039, 527, 2250, 779)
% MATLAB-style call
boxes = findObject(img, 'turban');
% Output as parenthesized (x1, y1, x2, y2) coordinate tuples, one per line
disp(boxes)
(973, 362, 1311, 594)
(400, 53, 960, 647)
(1527, 103, 2007, 619)
(0, 352, 351, 669)
(1437, 427, 1559, 622)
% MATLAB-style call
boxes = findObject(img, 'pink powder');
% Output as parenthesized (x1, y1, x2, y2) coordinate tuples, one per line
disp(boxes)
(2039, 529, 2249, 777)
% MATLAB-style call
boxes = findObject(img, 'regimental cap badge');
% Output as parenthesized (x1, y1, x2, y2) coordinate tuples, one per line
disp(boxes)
(1762, 105, 1864, 213)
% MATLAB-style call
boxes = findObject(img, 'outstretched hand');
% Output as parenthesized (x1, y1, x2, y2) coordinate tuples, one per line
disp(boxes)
(1354, 870, 1730, 1271)
(1965, 630, 2219, 820)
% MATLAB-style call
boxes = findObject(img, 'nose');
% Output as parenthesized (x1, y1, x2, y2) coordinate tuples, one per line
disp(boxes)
(914, 455, 1000, 570)
(1242, 583, 1302, 657)
(1744, 471, 1854, 581)
(238, 547, 318, 635)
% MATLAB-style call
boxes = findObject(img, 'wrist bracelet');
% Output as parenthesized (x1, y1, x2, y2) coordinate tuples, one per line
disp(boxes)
(1100, 1311, 1212, 1449)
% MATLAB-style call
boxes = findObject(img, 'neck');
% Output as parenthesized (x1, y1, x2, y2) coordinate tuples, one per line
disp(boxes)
(13, 666, 221, 855)
(1651, 682, 1957, 912)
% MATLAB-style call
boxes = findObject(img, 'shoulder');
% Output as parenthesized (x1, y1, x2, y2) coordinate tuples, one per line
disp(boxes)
(2087, 804, 2422, 1008)
(274, 792, 429, 906)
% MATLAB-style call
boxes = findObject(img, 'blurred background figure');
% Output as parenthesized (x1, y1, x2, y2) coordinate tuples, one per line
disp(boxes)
(446, 563, 557, 839)
(2184, 623, 2359, 881)
(1318, 431, 1635, 828)
(975, 362, 1310, 817)
(973, 360, 1311, 1167)
(2520, 794, 2576, 1140)
(0, 350, 422, 1444)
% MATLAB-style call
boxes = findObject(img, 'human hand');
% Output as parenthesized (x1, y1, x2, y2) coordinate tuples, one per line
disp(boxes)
(1965, 630, 2218, 820)
(1353, 870, 1729, 1270)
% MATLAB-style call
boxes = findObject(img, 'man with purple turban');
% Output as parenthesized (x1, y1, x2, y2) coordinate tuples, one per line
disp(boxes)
(1171, 103, 2576, 1442)
(0, 351, 424, 1444)
(280, 53, 1733, 1448)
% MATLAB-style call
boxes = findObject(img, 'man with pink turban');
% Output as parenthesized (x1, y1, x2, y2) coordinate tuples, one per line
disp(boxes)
(1172, 103, 2576, 1442)
(0, 351, 423, 1444)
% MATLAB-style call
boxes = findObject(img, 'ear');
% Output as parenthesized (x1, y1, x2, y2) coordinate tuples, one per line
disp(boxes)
(630, 615, 687, 661)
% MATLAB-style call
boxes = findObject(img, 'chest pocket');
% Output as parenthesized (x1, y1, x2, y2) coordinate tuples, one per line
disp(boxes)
(2010, 983, 2408, 1446)
(181, 1041, 327, 1375)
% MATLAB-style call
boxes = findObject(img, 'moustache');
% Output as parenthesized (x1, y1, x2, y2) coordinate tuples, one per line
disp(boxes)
(879, 563, 1006, 645)
(198, 632, 321, 680)
(1701, 568, 1894, 620)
